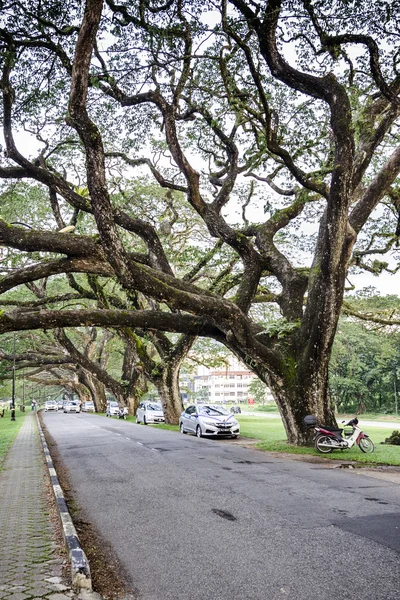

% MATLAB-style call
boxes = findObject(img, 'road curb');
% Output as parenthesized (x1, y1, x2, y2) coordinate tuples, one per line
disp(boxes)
(36, 413, 92, 593)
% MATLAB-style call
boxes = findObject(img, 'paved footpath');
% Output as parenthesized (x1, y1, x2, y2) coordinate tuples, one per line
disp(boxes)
(0, 413, 99, 600)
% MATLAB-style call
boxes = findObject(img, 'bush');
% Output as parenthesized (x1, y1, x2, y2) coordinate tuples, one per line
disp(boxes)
(382, 430, 400, 445)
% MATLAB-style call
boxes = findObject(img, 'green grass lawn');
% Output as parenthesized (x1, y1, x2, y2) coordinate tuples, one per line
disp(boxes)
(227, 407, 400, 465)
(144, 413, 400, 466)
(236, 416, 400, 466)
(0, 408, 28, 468)
(338, 412, 400, 423)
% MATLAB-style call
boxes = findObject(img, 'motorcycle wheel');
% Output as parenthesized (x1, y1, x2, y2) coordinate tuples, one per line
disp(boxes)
(315, 434, 334, 453)
(359, 437, 374, 453)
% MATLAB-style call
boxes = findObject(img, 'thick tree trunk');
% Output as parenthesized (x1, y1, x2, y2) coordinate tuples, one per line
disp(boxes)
(232, 341, 338, 446)
(72, 382, 92, 405)
(124, 389, 144, 416)
(153, 365, 184, 424)
(125, 370, 148, 415)
(78, 368, 107, 412)
(145, 335, 195, 424)
(113, 374, 147, 415)
(266, 368, 336, 446)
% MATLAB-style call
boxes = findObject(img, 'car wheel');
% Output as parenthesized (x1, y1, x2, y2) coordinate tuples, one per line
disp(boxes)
(196, 425, 202, 438)
(136, 416, 140, 424)
(231, 435, 238, 439)
(180, 422, 186, 434)
(143, 416, 147, 425)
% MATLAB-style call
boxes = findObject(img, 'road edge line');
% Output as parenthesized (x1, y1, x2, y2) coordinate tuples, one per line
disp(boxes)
(36, 413, 92, 592)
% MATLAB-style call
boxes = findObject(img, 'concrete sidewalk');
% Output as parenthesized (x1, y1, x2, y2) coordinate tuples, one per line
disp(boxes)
(0, 413, 94, 600)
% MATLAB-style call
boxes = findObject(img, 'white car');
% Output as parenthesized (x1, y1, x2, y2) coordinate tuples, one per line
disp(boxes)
(82, 401, 95, 412)
(45, 400, 58, 412)
(106, 401, 120, 417)
(180, 404, 240, 439)
(136, 401, 165, 425)
(63, 401, 81, 413)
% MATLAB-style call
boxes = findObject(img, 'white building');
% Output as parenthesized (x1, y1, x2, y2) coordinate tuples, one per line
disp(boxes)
(193, 369, 255, 404)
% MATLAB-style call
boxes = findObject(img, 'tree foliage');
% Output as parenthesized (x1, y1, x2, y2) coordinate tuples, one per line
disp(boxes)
(330, 294, 400, 414)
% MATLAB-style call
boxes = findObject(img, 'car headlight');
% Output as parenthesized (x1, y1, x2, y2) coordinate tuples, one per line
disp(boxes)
(231, 419, 238, 426)
(204, 420, 217, 426)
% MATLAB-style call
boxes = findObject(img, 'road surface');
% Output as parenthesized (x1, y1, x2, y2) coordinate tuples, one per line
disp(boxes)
(42, 412, 400, 600)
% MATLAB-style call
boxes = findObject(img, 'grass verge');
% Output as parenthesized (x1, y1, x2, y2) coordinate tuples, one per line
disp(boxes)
(0, 408, 29, 469)
(238, 417, 400, 466)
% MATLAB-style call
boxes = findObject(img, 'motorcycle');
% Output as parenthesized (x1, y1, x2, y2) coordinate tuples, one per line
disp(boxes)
(118, 407, 128, 420)
(303, 415, 374, 454)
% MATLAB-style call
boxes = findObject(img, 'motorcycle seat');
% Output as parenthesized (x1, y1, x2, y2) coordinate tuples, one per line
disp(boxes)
(320, 425, 343, 433)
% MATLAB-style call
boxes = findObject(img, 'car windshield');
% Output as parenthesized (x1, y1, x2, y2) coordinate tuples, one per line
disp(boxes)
(110, 402, 118, 407)
(147, 403, 162, 411)
(198, 405, 229, 416)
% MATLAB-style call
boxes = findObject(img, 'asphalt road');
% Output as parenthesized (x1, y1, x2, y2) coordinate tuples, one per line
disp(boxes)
(42, 412, 400, 600)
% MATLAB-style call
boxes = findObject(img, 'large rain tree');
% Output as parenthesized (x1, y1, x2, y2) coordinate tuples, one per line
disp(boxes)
(0, 0, 399, 444)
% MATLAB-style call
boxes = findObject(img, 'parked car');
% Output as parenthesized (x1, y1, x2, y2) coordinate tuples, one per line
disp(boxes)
(45, 400, 58, 412)
(136, 401, 165, 425)
(63, 401, 81, 413)
(57, 400, 64, 410)
(180, 404, 240, 439)
(82, 401, 95, 413)
(106, 401, 120, 417)
(230, 405, 242, 414)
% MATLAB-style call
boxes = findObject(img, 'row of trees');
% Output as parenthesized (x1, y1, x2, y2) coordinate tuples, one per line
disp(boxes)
(330, 295, 400, 415)
(1, 292, 399, 419)
(0, 0, 400, 443)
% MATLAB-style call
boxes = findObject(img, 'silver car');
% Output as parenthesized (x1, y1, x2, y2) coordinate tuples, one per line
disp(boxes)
(45, 400, 58, 412)
(106, 401, 120, 417)
(180, 404, 240, 439)
(63, 401, 81, 413)
(136, 401, 165, 425)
